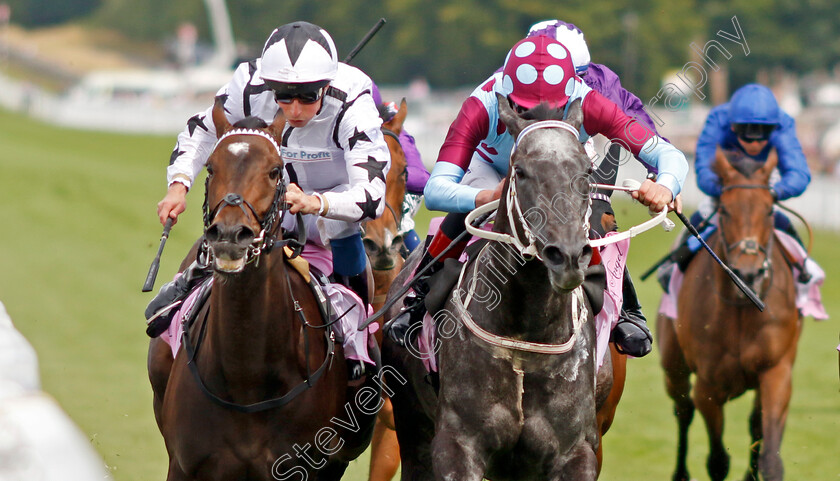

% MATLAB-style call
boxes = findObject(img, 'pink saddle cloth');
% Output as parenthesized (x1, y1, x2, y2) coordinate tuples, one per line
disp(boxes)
(416, 219, 626, 373)
(160, 243, 377, 364)
(659, 229, 828, 321)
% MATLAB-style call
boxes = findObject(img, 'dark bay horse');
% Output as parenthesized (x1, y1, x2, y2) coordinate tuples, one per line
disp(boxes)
(147, 98, 379, 481)
(657, 149, 800, 481)
(383, 96, 615, 481)
(363, 99, 408, 481)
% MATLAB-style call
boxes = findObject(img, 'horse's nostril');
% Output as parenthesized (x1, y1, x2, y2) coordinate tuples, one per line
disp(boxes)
(234, 225, 256, 245)
(543, 245, 565, 266)
(205, 224, 221, 242)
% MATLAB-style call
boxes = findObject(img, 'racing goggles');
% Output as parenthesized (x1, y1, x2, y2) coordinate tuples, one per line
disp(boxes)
(733, 123, 776, 143)
(270, 80, 329, 104)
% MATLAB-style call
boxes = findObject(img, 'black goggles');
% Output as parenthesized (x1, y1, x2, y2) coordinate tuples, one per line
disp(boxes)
(274, 86, 326, 104)
(733, 123, 775, 142)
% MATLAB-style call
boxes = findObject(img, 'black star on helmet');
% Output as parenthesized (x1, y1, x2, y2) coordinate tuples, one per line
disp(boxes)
(348, 127, 371, 150)
(263, 22, 331, 65)
(187, 114, 208, 136)
(354, 156, 387, 183)
(356, 189, 381, 221)
(169, 142, 185, 165)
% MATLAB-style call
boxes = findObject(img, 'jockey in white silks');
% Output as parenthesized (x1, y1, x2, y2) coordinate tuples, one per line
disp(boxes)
(149, 21, 390, 380)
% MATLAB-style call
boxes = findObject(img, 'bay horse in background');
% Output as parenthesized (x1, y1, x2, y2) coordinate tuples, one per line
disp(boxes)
(657, 149, 800, 481)
(363, 99, 408, 481)
(383, 96, 621, 481)
(147, 98, 379, 481)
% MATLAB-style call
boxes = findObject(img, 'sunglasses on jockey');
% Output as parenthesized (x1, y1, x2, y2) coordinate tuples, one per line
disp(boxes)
(733, 123, 776, 143)
(267, 80, 329, 105)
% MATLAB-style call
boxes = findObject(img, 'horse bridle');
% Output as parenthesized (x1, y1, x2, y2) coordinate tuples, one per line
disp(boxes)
(201, 128, 305, 264)
(716, 183, 775, 298)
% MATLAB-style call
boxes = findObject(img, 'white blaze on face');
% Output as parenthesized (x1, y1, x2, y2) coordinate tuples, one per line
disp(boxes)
(228, 142, 250, 157)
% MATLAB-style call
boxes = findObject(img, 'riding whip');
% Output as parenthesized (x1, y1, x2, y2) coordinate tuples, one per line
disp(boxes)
(640, 210, 715, 281)
(344, 18, 386, 64)
(358, 209, 495, 330)
(675, 211, 765, 311)
(142, 218, 174, 292)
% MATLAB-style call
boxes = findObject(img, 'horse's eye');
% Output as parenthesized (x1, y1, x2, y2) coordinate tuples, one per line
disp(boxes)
(719, 207, 729, 217)
(206, 164, 214, 177)
(514, 165, 528, 179)
(269, 166, 283, 180)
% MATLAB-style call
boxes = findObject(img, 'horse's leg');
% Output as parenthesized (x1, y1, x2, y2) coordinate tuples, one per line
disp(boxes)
(657, 313, 694, 481)
(148, 336, 173, 433)
(317, 460, 350, 481)
(431, 429, 488, 481)
(369, 397, 400, 481)
(549, 442, 599, 481)
(693, 379, 729, 481)
(594, 344, 623, 474)
(744, 393, 762, 481)
(755, 353, 795, 481)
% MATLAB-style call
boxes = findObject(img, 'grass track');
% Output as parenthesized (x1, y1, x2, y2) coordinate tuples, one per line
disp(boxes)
(0, 107, 837, 480)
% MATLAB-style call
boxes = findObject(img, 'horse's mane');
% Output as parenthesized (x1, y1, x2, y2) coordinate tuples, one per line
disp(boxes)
(519, 102, 565, 121)
(233, 116, 270, 129)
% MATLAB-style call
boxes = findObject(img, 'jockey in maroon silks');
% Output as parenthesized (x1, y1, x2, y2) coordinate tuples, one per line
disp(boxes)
(385, 33, 688, 358)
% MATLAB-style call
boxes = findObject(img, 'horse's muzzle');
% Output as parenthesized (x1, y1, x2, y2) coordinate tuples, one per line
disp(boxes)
(205, 222, 257, 273)
(542, 243, 589, 291)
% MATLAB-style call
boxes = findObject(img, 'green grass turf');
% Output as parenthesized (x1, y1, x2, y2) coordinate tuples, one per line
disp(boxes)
(0, 106, 836, 480)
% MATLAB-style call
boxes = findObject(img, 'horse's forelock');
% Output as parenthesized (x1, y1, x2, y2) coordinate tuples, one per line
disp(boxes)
(233, 116, 270, 129)
(519, 103, 565, 121)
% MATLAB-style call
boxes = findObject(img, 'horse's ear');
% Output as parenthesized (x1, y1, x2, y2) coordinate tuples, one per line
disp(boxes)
(383, 98, 407, 136)
(712, 148, 738, 181)
(757, 148, 778, 182)
(497, 93, 524, 139)
(267, 107, 287, 143)
(565, 98, 583, 131)
(212, 95, 232, 138)
(592, 143, 622, 196)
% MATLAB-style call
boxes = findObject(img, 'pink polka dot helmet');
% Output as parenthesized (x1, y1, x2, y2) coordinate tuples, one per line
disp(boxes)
(501, 36, 577, 110)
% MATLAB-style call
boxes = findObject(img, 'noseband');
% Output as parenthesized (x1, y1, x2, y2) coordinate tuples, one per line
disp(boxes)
(717, 183, 775, 296)
(201, 128, 294, 264)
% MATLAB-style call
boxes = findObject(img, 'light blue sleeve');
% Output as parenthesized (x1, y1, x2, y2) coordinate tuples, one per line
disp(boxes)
(424, 162, 482, 213)
(637, 136, 689, 198)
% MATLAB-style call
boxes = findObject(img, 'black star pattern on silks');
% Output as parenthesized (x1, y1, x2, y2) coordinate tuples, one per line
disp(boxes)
(348, 127, 371, 150)
(169, 142, 185, 165)
(354, 156, 388, 183)
(356, 189, 381, 221)
(263, 22, 330, 65)
(187, 114, 208, 136)
(216, 93, 231, 114)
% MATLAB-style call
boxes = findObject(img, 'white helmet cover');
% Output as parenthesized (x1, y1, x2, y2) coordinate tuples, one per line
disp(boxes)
(260, 22, 338, 84)
(528, 20, 591, 74)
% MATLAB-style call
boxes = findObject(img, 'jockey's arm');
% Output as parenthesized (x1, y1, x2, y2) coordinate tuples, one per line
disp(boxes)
(319, 91, 391, 222)
(159, 64, 252, 224)
(770, 115, 810, 201)
(582, 90, 688, 212)
(424, 96, 493, 213)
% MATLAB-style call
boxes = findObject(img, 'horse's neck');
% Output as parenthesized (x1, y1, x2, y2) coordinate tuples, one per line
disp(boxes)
(206, 256, 298, 371)
(478, 248, 575, 340)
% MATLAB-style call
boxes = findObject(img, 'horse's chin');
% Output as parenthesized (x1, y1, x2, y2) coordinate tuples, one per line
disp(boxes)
(547, 270, 584, 292)
(210, 244, 247, 273)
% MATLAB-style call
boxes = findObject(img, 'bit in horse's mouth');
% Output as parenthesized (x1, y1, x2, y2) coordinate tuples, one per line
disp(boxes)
(213, 252, 246, 273)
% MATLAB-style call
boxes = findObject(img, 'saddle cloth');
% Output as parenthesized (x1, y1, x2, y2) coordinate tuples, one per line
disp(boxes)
(659, 229, 828, 320)
(159, 243, 378, 364)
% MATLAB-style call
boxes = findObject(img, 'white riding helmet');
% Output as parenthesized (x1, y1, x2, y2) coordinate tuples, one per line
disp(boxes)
(260, 21, 338, 85)
(527, 20, 591, 75)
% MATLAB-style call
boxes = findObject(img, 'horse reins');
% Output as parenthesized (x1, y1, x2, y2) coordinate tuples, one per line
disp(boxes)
(185, 128, 337, 413)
